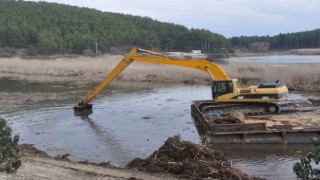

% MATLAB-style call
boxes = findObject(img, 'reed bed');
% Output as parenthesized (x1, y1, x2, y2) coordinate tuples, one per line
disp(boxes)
(0, 55, 319, 91)
(0, 55, 209, 83)
(221, 63, 320, 91)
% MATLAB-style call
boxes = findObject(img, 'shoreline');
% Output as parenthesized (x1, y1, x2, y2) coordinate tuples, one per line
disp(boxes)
(1, 72, 319, 93)
(0, 144, 176, 180)
(232, 48, 320, 57)
(8, 139, 257, 180)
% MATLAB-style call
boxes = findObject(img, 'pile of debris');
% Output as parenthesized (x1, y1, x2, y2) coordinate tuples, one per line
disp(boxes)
(205, 112, 246, 124)
(127, 136, 259, 179)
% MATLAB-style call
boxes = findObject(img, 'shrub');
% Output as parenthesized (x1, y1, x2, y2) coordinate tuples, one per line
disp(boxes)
(25, 45, 37, 56)
(293, 138, 320, 179)
(0, 118, 21, 173)
(0, 47, 16, 57)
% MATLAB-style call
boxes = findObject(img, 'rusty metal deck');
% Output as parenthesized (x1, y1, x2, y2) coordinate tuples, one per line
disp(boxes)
(191, 100, 320, 144)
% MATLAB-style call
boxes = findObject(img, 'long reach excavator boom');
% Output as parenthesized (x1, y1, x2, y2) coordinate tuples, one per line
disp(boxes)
(74, 48, 288, 113)
(74, 48, 229, 111)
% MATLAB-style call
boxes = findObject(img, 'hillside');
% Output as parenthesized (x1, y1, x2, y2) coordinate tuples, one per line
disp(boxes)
(0, 0, 232, 55)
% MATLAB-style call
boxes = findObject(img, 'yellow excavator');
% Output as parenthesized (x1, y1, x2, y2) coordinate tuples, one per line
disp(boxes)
(74, 48, 288, 114)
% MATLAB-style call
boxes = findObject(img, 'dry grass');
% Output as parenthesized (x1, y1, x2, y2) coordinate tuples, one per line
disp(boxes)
(0, 55, 319, 91)
(0, 55, 122, 78)
(222, 62, 320, 91)
(0, 55, 209, 83)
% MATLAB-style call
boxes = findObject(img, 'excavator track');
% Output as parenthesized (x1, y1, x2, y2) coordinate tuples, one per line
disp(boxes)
(194, 100, 316, 116)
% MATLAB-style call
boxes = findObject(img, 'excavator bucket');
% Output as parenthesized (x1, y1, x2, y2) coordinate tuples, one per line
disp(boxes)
(74, 103, 93, 112)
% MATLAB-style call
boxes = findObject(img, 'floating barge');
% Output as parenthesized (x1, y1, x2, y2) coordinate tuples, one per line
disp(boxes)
(191, 100, 320, 144)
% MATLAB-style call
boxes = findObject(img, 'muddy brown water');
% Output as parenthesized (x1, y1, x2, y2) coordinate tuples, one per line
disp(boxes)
(1, 78, 319, 179)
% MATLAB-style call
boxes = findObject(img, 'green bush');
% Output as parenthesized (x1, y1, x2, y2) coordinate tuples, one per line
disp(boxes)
(293, 138, 320, 179)
(25, 45, 37, 56)
(0, 118, 21, 173)
(0, 47, 16, 57)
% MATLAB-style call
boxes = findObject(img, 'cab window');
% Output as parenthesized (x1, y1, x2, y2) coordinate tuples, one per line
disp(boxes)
(215, 81, 233, 93)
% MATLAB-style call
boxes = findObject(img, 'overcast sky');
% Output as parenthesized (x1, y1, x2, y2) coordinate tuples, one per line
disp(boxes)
(27, 0, 319, 37)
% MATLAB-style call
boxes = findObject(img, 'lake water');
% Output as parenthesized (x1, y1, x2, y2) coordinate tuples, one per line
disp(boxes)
(1, 77, 319, 179)
(222, 54, 320, 64)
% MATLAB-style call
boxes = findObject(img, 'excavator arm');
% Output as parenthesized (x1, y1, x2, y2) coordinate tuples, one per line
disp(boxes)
(78, 48, 139, 106)
(74, 48, 229, 111)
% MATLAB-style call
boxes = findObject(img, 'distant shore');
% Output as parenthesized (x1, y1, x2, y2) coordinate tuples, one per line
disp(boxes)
(288, 48, 320, 55)
(233, 48, 320, 57)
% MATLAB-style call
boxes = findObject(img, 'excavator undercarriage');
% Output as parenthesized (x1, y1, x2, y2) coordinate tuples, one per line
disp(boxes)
(194, 99, 315, 117)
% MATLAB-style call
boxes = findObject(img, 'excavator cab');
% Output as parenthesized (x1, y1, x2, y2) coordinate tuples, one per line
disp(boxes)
(211, 80, 234, 99)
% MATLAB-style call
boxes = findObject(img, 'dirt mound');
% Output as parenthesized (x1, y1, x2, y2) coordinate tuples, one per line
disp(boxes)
(127, 136, 258, 179)
(20, 144, 49, 158)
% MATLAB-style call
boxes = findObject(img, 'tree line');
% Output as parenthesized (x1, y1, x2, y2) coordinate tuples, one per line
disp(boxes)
(0, 0, 232, 55)
(230, 29, 320, 50)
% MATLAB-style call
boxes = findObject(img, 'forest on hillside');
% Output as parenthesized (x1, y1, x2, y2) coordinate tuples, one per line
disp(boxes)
(0, 0, 319, 56)
(0, 0, 232, 55)
(230, 29, 320, 51)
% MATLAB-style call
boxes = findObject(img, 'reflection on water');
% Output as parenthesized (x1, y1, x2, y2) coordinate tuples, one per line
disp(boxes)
(210, 144, 311, 179)
(2, 81, 319, 179)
